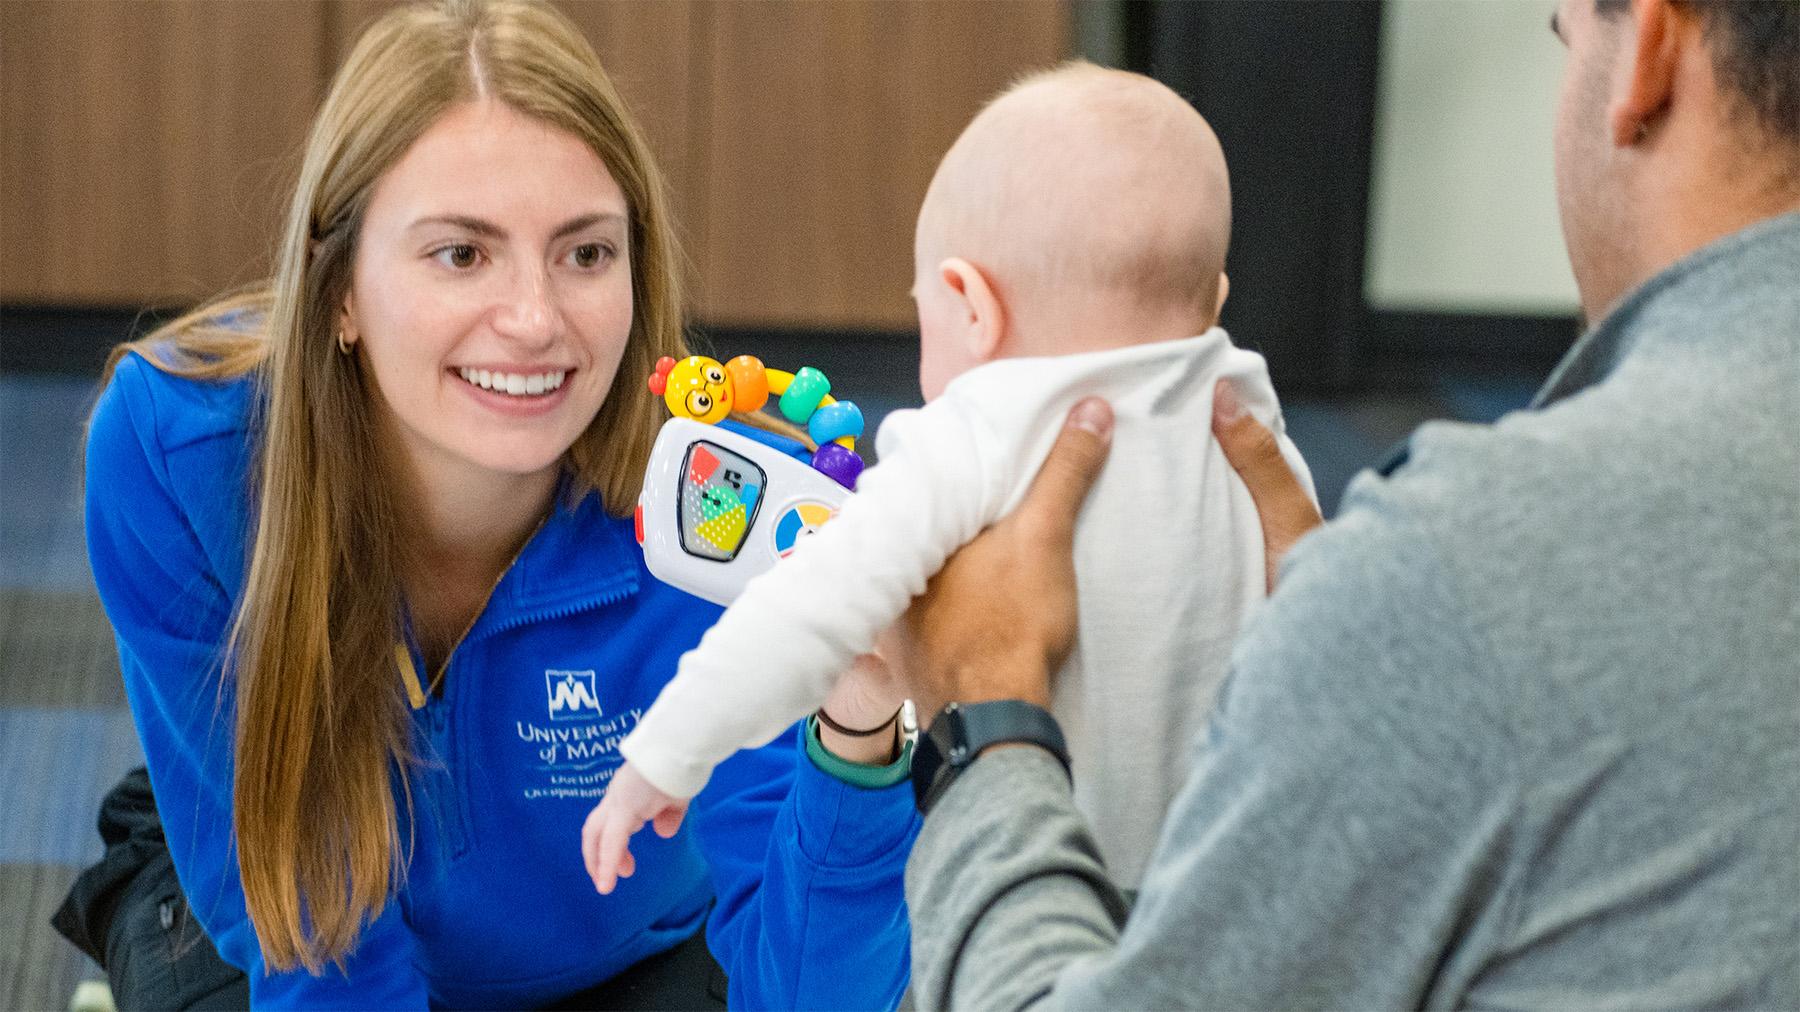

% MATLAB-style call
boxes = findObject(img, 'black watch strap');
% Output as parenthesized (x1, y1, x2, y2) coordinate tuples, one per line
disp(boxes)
(912, 700, 1071, 814)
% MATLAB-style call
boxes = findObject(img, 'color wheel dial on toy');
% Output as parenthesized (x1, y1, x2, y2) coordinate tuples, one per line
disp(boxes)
(772, 502, 836, 557)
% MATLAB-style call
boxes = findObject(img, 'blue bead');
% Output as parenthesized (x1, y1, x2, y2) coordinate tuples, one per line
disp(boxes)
(808, 400, 864, 445)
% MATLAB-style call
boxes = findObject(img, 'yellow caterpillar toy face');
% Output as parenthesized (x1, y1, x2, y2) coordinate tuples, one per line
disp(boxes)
(650, 355, 733, 423)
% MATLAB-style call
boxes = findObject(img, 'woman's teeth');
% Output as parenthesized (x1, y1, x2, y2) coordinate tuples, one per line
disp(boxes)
(457, 367, 567, 397)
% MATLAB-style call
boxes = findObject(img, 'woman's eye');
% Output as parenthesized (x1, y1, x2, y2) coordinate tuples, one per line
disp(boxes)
(434, 244, 480, 270)
(570, 243, 610, 269)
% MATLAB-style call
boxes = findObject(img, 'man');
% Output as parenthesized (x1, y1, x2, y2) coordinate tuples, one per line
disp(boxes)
(898, 0, 1800, 1006)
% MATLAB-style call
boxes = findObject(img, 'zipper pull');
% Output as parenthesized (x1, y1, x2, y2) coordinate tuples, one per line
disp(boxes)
(396, 642, 428, 710)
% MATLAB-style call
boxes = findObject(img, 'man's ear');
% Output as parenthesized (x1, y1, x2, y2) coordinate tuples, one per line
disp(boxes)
(1610, 0, 1683, 148)
(939, 257, 1006, 362)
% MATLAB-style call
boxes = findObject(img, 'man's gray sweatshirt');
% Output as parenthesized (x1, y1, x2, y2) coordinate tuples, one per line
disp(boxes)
(906, 212, 1800, 1008)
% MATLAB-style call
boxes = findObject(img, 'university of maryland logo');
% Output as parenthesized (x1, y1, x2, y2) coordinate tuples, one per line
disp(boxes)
(545, 669, 602, 721)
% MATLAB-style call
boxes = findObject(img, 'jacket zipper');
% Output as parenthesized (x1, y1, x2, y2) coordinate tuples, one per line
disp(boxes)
(471, 578, 638, 642)
(424, 510, 555, 697)
(413, 518, 640, 859)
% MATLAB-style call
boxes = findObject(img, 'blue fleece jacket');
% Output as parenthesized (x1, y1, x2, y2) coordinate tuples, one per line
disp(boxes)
(84, 352, 919, 1009)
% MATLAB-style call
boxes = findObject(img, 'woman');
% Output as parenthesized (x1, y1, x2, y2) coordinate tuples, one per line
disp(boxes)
(84, 0, 916, 1006)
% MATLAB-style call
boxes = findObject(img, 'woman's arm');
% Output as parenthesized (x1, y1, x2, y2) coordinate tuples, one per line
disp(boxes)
(688, 721, 920, 1010)
(85, 356, 431, 1008)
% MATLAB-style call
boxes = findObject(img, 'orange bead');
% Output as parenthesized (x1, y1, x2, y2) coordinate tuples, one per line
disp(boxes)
(726, 355, 769, 413)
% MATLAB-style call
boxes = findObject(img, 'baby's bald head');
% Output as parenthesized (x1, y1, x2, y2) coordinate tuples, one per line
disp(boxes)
(915, 63, 1231, 388)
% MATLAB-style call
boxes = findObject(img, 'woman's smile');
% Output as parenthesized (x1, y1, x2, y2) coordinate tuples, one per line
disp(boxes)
(451, 364, 578, 415)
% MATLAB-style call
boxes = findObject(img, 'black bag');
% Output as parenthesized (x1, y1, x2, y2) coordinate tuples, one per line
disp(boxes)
(50, 767, 250, 1010)
(545, 927, 728, 1010)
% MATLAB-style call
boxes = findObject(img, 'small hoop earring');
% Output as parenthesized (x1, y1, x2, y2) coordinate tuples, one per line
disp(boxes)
(337, 329, 353, 356)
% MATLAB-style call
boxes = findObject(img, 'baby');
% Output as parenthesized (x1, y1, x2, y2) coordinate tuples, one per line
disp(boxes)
(584, 62, 1313, 890)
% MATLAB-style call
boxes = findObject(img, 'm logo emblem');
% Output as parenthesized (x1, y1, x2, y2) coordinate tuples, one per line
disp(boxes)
(545, 670, 602, 721)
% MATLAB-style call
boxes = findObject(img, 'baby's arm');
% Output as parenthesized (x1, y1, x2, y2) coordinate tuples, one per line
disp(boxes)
(620, 402, 1000, 798)
(582, 761, 689, 894)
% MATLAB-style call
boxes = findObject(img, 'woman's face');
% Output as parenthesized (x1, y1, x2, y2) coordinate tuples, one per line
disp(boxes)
(345, 100, 634, 486)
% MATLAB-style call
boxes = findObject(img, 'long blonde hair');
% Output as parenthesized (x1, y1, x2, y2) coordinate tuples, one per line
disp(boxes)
(105, 0, 688, 972)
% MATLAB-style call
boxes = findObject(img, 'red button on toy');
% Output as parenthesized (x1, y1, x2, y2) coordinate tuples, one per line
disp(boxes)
(689, 445, 719, 485)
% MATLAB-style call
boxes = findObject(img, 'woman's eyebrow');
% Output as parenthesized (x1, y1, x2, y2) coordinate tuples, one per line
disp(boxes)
(406, 212, 626, 240)
(550, 212, 625, 241)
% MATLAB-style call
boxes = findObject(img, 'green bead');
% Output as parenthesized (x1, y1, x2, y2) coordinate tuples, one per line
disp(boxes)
(779, 367, 831, 423)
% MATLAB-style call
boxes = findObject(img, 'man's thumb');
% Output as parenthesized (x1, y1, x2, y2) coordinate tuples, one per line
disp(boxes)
(1020, 398, 1114, 538)
(1212, 380, 1322, 589)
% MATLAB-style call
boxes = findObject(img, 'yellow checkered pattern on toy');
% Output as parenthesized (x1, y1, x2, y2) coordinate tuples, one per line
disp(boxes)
(697, 504, 748, 552)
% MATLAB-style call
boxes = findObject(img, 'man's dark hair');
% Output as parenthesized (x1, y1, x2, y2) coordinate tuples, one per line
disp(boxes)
(1600, 0, 1800, 146)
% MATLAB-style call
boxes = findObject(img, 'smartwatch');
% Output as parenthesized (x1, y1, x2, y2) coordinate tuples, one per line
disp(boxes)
(912, 700, 1072, 814)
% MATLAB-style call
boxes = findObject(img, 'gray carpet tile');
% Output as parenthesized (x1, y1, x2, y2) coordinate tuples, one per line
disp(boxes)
(1, 861, 103, 1012)
(0, 590, 124, 708)
(0, 707, 143, 866)
(1, 375, 99, 594)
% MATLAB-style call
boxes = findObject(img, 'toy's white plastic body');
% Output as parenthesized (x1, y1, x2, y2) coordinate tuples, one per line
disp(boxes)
(635, 417, 851, 606)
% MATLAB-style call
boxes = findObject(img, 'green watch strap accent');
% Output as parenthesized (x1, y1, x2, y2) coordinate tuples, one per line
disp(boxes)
(805, 714, 913, 789)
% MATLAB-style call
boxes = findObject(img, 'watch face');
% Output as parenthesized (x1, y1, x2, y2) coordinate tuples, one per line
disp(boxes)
(677, 441, 767, 561)
(913, 701, 1071, 815)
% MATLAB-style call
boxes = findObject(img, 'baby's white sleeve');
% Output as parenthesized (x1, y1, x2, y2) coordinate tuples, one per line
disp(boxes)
(621, 403, 1001, 798)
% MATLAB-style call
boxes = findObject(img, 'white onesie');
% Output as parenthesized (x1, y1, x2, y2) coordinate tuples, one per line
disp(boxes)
(620, 328, 1314, 885)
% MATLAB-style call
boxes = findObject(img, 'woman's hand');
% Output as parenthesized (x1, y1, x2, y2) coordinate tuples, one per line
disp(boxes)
(1210, 379, 1324, 591)
(818, 649, 907, 764)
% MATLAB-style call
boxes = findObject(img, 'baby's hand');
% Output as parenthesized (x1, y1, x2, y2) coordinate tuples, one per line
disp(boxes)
(581, 763, 689, 894)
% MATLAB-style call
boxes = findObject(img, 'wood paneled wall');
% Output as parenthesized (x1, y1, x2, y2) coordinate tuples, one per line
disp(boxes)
(1, 1, 1070, 331)
(1, 1, 323, 307)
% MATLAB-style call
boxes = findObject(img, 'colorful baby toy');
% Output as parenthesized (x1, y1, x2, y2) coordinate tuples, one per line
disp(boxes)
(647, 354, 866, 490)
(635, 354, 864, 605)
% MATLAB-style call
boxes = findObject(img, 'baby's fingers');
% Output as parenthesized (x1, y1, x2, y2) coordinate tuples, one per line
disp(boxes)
(651, 800, 689, 840)
(581, 803, 607, 882)
(593, 811, 637, 895)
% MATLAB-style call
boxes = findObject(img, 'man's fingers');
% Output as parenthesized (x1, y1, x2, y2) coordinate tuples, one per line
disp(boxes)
(1212, 380, 1323, 590)
(1017, 398, 1114, 541)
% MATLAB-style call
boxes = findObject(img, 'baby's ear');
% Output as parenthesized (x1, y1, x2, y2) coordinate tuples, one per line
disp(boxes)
(940, 257, 1006, 363)
(1212, 272, 1231, 325)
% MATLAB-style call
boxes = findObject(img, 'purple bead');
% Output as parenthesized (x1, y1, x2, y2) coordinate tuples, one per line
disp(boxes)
(811, 442, 864, 490)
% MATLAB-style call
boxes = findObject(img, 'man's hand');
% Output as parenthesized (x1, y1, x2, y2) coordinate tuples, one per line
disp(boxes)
(1211, 380, 1323, 592)
(896, 398, 1114, 725)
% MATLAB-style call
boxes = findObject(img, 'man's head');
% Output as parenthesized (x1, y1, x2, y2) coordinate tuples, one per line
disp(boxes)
(912, 63, 1232, 400)
(1551, 0, 1800, 321)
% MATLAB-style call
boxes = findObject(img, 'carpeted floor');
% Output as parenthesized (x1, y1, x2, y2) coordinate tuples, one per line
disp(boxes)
(2, 374, 141, 1011)
(0, 350, 1540, 1011)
